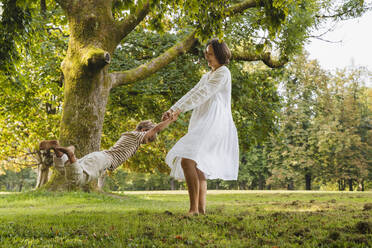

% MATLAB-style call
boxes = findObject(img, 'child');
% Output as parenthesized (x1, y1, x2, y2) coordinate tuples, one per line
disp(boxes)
(39, 112, 179, 187)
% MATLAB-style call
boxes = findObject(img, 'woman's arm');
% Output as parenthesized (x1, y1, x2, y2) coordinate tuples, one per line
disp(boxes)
(161, 75, 206, 121)
(169, 67, 228, 113)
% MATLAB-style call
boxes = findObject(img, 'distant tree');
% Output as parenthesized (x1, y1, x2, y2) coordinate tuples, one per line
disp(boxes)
(238, 145, 271, 189)
(266, 55, 372, 190)
(313, 68, 372, 191)
(267, 55, 328, 190)
(0, 168, 37, 192)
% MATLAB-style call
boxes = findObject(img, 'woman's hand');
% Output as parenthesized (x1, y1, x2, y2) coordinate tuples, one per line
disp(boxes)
(169, 109, 181, 122)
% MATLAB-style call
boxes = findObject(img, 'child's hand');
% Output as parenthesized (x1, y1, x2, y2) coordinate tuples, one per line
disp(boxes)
(170, 109, 181, 121)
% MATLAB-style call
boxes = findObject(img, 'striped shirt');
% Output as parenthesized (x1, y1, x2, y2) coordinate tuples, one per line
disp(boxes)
(103, 131, 147, 171)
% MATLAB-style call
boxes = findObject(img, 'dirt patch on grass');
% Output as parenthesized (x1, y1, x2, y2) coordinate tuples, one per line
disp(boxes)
(163, 210, 173, 216)
(363, 203, 372, 211)
(293, 227, 310, 237)
(270, 212, 290, 218)
(355, 221, 371, 234)
(328, 231, 340, 240)
(291, 200, 300, 206)
(348, 235, 370, 245)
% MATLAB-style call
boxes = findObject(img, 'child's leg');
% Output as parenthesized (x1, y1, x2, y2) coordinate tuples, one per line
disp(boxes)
(78, 152, 111, 184)
(65, 161, 85, 186)
(53, 154, 69, 174)
(54, 148, 110, 186)
(54, 146, 76, 174)
(98, 173, 105, 190)
(55, 146, 84, 186)
(54, 146, 77, 163)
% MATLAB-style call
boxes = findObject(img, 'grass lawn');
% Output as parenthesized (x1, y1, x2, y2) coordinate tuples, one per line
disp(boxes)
(0, 190, 371, 247)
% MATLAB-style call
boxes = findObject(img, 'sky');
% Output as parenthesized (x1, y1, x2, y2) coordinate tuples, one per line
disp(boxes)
(306, 9, 372, 87)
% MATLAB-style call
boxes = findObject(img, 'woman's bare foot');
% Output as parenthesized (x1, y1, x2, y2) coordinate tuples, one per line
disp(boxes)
(198, 208, 206, 215)
(39, 140, 59, 151)
(54, 146, 77, 163)
(187, 211, 199, 216)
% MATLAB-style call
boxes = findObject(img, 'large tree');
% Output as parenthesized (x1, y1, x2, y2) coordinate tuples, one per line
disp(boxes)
(1, 0, 370, 190)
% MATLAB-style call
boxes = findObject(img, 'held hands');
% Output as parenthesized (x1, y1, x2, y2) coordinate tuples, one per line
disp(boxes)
(143, 109, 181, 144)
(162, 109, 181, 122)
(161, 110, 172, 121)
(171, 109, 181, 121)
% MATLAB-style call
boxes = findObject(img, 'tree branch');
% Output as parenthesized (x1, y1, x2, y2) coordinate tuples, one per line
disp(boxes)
(110, 31, 197, 88)
(115, 1, 151, 42)
(232, 50, 288, 68)
(110, 0, 266, 87)
(40, 0, 46, 17)
(315, 6, 372, 19)
(227, 0, 259, 15)
(309, 36, 342, 44)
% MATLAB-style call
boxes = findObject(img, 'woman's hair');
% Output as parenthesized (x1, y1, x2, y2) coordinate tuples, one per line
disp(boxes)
(206, 39, 231, 65)
(136, 120, 155, 131)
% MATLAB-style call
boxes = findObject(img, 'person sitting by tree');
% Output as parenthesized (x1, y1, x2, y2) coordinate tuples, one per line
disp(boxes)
(39, 112, 180, 187)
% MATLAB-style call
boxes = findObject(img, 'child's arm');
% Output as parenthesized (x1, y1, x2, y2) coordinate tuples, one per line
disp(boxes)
(143, 110, 180, 143)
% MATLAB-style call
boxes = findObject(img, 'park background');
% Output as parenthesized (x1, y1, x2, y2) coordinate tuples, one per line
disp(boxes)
(0, 0, 371, 193)
(0, 1, 372, 247)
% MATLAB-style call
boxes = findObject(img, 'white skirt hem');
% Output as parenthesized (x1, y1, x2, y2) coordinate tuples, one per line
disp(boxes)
(166, 151, 238, 181)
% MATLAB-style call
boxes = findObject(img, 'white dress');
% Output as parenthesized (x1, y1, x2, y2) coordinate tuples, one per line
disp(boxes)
(165, 65, 239, 180)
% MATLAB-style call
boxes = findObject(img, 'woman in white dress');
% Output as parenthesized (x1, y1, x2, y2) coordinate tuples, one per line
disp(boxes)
(163, 39, 239, 215)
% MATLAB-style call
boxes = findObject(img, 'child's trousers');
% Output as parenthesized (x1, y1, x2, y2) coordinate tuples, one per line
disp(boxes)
(54, 152, 111, 186)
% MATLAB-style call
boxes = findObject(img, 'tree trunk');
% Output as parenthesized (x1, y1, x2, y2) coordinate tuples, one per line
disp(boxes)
(36, 166, 50, 188)
(170, 178, 175, 190)
(287, 180, 294, 190)
(305, 173, 311, 190)
(250, 179, 257, 190)
(18, 182, 23, 192)
(338, 179, 346, 191)
(59, 64, 111, 155)
(42, 0, 116, 191)
(258, 175, 265, 190)
(348, 179, 353, 191)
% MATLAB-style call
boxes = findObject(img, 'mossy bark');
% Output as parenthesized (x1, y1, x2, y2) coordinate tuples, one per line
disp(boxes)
(44, 0, 117, 191)
(59, 47, 111, 156)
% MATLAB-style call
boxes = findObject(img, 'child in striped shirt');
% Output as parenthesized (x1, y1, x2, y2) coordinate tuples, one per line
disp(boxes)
(39, 111, 179, 187)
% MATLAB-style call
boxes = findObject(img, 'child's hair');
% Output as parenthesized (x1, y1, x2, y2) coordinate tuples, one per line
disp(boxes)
(136, 120, 155, 131)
